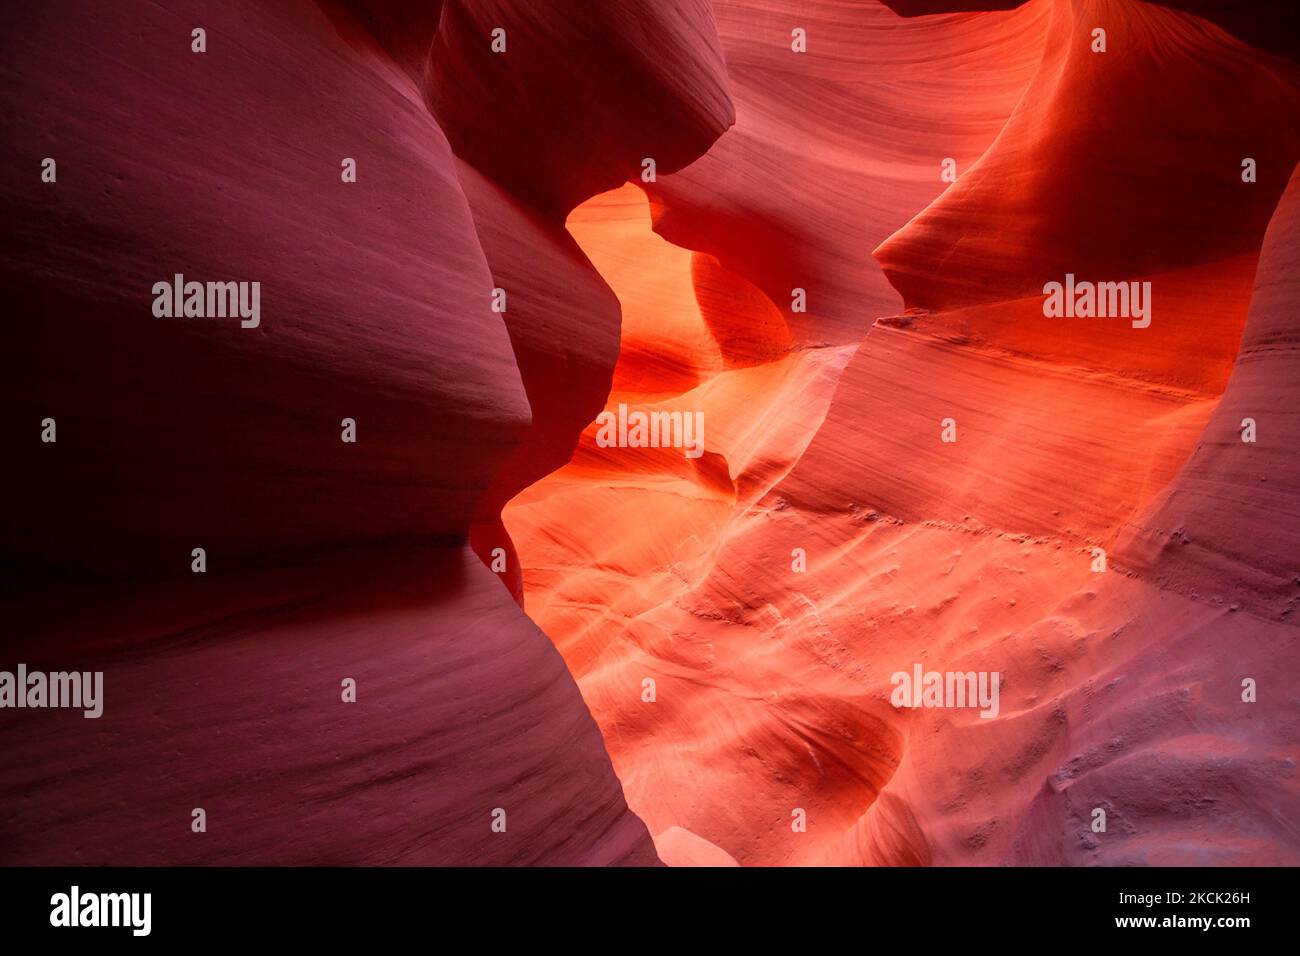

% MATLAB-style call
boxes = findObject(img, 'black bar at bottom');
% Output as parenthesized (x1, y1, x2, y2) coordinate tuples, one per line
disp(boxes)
(0, 866, 1286, 943)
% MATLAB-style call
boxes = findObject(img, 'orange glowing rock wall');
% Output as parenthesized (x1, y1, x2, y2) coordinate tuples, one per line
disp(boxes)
(505, 0, 1300, 866)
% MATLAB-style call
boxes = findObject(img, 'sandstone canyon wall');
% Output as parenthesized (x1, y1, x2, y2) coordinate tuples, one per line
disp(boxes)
(1, 0, 733, 865)
(506, 0, 1300, 866)
(2, 0, 1298, 867)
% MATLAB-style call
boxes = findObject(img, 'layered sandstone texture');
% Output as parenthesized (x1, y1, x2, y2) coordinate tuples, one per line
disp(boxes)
(0, 0, 738, 865)
(505, 0, 1300, 865)
(3, 0, 1298, 868)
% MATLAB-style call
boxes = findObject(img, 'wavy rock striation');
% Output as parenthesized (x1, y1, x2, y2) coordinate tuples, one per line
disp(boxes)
(507, 0, 1300, 866)
(1, 0, 737, 865)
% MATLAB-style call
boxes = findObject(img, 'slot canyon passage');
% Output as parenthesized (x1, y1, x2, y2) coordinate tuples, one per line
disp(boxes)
(2, 0, 1299, 868)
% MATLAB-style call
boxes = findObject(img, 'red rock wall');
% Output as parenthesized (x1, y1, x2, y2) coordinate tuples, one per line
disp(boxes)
(0, 0, 736, 866)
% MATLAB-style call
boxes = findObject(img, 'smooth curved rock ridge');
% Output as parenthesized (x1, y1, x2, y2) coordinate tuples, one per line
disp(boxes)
(426, 0, 736, 218)
(1117, 164, 1300, 620)
(3, 0, 527, 571)
(874, 0, 1300, 311)
(2, 546, 655, 865)
(644, 0, 1054, 344)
